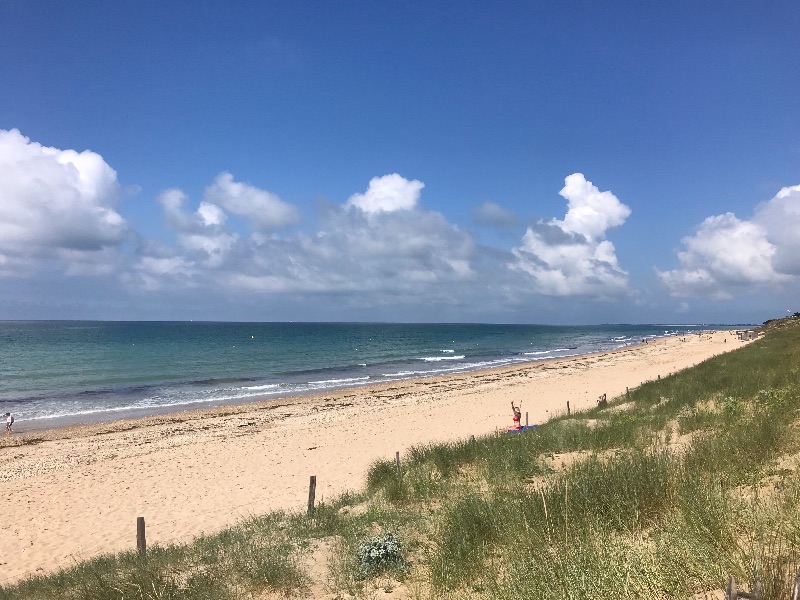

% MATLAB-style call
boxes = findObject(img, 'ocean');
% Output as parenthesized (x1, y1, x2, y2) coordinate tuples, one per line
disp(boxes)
(0, 321, 725, 430)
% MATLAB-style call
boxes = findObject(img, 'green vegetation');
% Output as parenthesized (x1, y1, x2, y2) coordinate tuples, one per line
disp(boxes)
(4, 317, 800, 599)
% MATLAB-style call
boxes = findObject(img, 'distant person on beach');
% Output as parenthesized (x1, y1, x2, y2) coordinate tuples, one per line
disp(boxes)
(5, 412, 13, 433)
(597, 393, 607, 406)
(511, 402, 521, 429)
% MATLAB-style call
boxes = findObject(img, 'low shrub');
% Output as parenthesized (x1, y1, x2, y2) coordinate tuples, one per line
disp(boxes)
(355, 532, 406, 579)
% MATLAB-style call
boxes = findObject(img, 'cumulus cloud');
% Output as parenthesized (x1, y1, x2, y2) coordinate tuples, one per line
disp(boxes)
(132, 173, 477, 305)
(203, 172, 300, 230)
(473, 202, 517, 227)
(0, 128, 127, 273)
(753, 184, 800, 275)
(1, 129, 647, 320)
(144, 173, 301, 277)
(284, 201, 475, 293)
(556, 173, 631, 240)
(345, 173, 424, 214)
(657, 184, 800, 299)
(226, 176, 474, 298)
(159, 188, 200, 231)
(154, 187, 238, 269)
(510, 174, 631, 297)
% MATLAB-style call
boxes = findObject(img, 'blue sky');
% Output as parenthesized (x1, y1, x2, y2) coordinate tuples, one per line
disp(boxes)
(1, 1, 798, 324)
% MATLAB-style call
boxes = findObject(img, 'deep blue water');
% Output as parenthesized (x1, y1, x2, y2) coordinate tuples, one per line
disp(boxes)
(0, 321, 724, 429)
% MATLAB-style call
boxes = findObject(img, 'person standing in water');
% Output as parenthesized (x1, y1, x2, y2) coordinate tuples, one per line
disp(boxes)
(5, 412, 13, 434)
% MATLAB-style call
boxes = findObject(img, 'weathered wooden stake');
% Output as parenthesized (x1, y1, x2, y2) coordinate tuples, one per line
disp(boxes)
(566, 401, 571, 416)
(753, 575, 763, 600)
(626, 386, 629, 396)
(307, 475, 317, 515)
(395, 451, 401, 477)
(136, 516, 146, 556)
(725, 574, 766, 600)
(727, 574, 737, 600)
(525, 412, 529, 428)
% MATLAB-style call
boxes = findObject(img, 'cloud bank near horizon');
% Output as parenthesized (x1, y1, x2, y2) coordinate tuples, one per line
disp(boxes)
(1, 128, 799, 319)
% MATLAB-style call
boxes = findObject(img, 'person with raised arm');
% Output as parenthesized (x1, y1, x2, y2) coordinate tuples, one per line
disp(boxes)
(511, 402, 522, 429)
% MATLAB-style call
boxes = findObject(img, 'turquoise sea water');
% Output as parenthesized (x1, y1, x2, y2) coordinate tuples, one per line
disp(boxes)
(0, 321, 727, 429)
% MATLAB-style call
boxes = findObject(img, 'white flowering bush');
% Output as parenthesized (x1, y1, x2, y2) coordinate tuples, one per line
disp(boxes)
(355, 532, 405, 579)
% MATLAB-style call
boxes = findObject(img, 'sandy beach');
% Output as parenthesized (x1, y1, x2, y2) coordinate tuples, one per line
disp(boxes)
(0, 331, 747, 584)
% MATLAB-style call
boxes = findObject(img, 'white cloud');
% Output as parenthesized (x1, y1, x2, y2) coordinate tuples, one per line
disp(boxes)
(345, 173, 424, 214)
(124, 238, 198, 291)
(156, 186, 238, 267)
(657, 185, 800, 299)
(556, 173, 631, 240)
(473, 202, 517, 227)
(203, 172, 300, 230)
(137, 256, 195, 277)
(179, 233, 237, 266)
(753, 184, 800, 275)
(197, 202, 227, 227)
(0, 129, 127, 273)
(60, 247, 121, 277)
(136, 173, 477, 305)
(510, 174, 630, 297)
(293, 204, 475, 292)
(0, 130, 657, 320)
(159, 188, 196, 231)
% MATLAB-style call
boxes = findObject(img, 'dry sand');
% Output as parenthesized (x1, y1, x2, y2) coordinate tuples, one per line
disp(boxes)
(0, 331, 748, 584)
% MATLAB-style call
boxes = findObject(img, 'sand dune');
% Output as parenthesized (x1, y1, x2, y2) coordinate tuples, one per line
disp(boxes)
(0, 331, 746, 584)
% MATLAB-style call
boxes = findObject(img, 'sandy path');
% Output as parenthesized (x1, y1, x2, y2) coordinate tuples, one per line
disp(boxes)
(0, 331, 746, 584)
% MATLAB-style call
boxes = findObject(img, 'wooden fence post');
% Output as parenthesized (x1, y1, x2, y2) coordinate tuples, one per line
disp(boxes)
(395, 451, 401, 477)
(136, 516, 146, 556)
(725, 574, 764, 600)
(525, 412, 529, 428)
(727, 575, 737, 600)
(307, 475, 317, 516)
(566, 401, 570, 416)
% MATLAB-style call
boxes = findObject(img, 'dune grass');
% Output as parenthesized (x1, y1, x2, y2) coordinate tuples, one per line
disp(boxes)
(3, 317, 800, 599)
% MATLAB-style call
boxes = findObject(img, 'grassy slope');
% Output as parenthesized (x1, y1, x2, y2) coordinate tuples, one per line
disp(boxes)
(3, 318, 800, 600)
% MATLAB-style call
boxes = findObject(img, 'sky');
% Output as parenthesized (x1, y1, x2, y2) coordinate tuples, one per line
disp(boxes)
(1, 1, 798, 325)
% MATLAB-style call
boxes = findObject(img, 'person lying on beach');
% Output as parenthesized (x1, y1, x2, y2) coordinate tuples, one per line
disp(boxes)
(511, 402, 522, 428)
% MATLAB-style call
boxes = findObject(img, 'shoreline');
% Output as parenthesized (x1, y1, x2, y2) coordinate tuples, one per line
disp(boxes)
(0, 330, 747, 585)
(4, 328, 719, 436)
(1, 333, 687, 441)
(3, 324, 730, 432)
